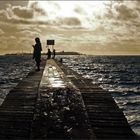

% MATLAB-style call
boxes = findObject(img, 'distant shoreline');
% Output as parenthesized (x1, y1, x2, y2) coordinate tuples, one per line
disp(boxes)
(1, 52, 140, 56)
(4, 52, 81, 56)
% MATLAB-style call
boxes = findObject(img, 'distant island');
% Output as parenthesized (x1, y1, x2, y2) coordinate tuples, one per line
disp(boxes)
(5, 51, 81, 56)
(56, 51, 81, 55)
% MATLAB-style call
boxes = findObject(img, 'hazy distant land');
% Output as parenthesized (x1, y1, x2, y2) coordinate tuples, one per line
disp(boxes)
(4, 51, 81, 56)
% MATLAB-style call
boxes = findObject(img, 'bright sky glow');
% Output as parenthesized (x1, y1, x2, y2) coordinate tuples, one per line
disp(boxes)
(28, 1, 108, 17)
(0, 0, 140, 55)
(28, 1, 109, 28)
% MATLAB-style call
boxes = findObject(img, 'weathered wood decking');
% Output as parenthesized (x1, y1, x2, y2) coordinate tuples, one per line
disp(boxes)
(0, 59, 137, 139)
(0, 66, 45, 139)
(56, 61, 137, 140)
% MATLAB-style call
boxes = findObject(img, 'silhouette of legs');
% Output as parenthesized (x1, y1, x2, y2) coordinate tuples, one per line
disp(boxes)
(35, 56, 41, 71)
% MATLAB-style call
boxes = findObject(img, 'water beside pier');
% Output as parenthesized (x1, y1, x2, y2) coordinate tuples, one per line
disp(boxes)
(0, 54, 139, 136)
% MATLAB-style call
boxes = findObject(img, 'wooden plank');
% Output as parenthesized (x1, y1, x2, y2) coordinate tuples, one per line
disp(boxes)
(55, 60, 137, 140)
(0, 66, 45, 139)
(0, 59, 137, 139)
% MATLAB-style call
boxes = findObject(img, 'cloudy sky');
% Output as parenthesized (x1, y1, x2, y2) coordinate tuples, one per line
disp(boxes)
(0, 0, 140, 55)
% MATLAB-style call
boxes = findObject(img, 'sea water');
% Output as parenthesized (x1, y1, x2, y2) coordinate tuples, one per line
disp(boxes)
(62, 55, 140, 136)
(0, 55, 139, 136)
(0, 55, 35, 104)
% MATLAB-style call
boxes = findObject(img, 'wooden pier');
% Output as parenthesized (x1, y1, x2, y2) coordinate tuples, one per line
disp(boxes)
(0, 59, 137, 139)
(0, 65, 45, 139)
(56, 60, 137, 140)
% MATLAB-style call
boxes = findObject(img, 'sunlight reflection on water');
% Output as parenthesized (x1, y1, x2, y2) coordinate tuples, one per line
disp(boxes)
(61, 55, 140, 136)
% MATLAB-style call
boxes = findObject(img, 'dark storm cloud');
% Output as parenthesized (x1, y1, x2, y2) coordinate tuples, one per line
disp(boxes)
(0, 5, 32, 21)
(0, 1, 28, 9)
(0, 2, 82, 27)
(136, 1, 140, 5)
(0, 3, 47, 24)
(12, 6, 33, 19)
(57, 17, 81, 26)
(115, 4, 138, 20)
(29, 1, 46, 16)
(104, 2, 139, 21)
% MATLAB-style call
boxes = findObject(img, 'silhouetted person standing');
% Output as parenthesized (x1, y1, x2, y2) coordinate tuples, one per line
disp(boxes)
(47, 48, 51, 59)
(32, 37, 42, 71)
(52, 49, 56, 59)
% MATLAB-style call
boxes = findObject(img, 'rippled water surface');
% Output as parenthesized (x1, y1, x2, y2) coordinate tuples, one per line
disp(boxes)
(0, 55, 34, 104)
(0, 55, 140, 136)
(61, 55, 140, 136)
